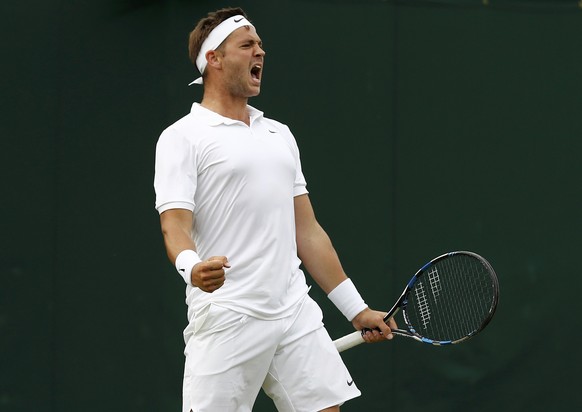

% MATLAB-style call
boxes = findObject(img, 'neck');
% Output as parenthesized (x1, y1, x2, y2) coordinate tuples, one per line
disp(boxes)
(201, 88, 251, 126)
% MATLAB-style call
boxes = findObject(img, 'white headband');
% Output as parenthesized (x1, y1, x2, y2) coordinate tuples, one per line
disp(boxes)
(189, 15, 254, 85)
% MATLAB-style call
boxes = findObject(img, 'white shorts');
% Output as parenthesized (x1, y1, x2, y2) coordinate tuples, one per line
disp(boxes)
(182, 295, 361, 412)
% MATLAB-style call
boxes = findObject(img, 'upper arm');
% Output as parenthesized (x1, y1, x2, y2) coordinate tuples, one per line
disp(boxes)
(160, 208, 193, 235)
(294, 194, 318, 248)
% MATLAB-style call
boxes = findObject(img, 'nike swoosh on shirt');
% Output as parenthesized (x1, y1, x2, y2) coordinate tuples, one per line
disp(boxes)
(268, 129, 277, 133)
(347, 379, 354, 386)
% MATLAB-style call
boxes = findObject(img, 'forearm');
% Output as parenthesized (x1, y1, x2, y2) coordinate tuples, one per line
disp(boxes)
(298, 223, 371, 323)
(294, 194, 349, 293)
(159, 209, 197, 263)
(297, 224, 347, 294)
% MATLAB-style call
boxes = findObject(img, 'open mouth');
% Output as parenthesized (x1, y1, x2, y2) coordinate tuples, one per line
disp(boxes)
(250, 64, 262, 81)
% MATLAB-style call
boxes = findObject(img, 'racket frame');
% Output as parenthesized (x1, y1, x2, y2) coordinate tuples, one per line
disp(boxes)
(333, 251, 499, 352)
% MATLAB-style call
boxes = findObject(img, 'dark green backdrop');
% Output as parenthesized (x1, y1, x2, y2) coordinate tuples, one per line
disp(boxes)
(2, 0, 581, 411)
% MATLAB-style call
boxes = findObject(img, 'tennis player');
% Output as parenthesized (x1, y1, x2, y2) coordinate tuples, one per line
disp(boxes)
(154, 7, 397, 412)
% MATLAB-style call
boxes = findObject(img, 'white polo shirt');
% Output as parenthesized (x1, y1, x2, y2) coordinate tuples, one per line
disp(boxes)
(154, 103, 310, 326)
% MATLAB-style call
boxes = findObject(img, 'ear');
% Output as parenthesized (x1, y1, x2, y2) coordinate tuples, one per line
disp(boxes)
(205, 50, 223, 70)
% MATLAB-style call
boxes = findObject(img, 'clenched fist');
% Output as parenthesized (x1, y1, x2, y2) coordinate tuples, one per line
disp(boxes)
(191, 256, 230, 293)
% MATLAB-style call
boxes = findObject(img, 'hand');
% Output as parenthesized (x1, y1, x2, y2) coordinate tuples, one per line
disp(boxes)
(190, 256, 230, 293)
(351, 308, 398, 343)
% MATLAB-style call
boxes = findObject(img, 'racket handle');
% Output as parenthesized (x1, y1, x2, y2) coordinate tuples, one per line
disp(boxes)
(334, 331, 365, 353)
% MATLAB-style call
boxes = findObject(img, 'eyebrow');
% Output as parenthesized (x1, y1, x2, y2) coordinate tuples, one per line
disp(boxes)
(240, 37, 262, 46)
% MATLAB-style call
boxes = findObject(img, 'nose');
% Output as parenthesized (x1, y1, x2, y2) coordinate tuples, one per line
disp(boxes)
(255, 44, 266, 57)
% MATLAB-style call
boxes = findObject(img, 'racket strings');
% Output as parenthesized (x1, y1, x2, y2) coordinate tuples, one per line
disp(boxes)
(406, 254, 496, 343)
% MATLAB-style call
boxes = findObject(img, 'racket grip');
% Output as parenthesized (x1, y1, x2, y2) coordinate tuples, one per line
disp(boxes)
(334, 331, 365, 353)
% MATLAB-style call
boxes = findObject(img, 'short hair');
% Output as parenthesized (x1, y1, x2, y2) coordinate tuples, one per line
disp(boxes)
(188, 7, 250, 67)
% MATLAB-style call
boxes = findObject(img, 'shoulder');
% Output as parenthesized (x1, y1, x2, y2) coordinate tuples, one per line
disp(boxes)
(158, 106, 215, 146)
(164, 112, 206, 137)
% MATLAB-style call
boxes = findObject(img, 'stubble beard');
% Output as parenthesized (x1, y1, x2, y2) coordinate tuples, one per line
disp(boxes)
(225, 66, 260, 99)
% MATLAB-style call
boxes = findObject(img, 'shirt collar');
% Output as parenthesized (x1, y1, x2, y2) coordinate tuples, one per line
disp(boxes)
(191, 103, 264, 127)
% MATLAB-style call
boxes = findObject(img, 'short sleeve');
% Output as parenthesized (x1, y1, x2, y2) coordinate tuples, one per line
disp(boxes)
(280, 124, 308, 197)
(154, 127, 197, 214)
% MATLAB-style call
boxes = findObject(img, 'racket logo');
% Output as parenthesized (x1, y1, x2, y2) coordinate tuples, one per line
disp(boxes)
(428, 267, 441, 299)
(414, 268, 441, 329)
(414, 281, 431, 329)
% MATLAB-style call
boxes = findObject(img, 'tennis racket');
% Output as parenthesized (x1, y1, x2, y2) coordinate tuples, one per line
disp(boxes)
(334, 251, 499, 352)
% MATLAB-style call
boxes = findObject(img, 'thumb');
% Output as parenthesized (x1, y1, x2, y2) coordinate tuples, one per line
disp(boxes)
(207, 256, 230, 268)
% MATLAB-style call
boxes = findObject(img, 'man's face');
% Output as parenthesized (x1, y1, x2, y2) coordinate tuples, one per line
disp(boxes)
(218, 26, 265, 98)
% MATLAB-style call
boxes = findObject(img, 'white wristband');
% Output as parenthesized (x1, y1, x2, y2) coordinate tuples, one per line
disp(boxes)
(327, 278, 368, 321)
(175, 250, 202, 287)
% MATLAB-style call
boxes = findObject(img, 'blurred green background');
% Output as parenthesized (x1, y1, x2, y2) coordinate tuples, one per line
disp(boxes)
(2, 0, 581, 411)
